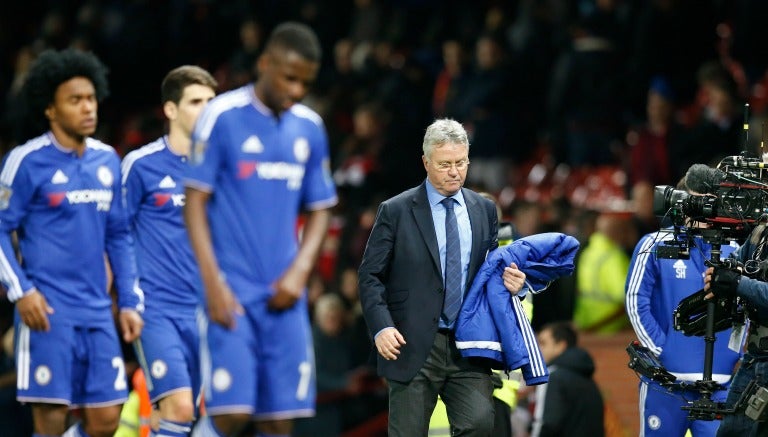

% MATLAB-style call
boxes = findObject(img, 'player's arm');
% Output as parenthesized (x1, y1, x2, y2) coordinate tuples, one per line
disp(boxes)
(106, 158, 144, 341)
(625, 235, 665, 355)
(1, 229, 50, 331)
(269, 207, 331, 310)
(184, 186, 242, 328)
(0, 158, 52, 331)
(120, 152, 145, 228)
(270, 122, 336, 309)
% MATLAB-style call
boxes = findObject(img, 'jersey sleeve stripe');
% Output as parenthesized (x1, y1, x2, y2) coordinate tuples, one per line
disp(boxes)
(85, 137, 116, 152)
(290, 104, 324, 127)
(626, 233, 662, 355)
(0, 135, 50, 186)
(194, 87, 251, 143)
(513, 296, 546, 377)
(0, 247, 24, 300)
(304, 196, 338, 211)
(183, 178, 214, 193)
(121, 140, 166, 185)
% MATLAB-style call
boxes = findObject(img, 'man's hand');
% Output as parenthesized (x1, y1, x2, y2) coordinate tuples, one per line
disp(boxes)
(119, 309, 144, 342)
(502, 262, 526, 295)
(16, 289, 53, 331)
(206, 279, 244, 329)
(704, 266, 741, 299)
(268, 266, 307, 310)
(375, 327, 406, 361)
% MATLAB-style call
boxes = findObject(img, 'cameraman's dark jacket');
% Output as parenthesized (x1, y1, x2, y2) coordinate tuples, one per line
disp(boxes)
(732, 238, 768, 327)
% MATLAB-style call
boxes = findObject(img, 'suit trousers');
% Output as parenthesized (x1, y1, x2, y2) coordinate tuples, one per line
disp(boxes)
(387, 330, 495, 437)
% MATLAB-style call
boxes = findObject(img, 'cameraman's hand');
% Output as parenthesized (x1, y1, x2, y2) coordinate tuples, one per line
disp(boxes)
(704, 266, 741, 299)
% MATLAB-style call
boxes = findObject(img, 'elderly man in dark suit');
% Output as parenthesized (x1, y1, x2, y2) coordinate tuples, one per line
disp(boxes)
(358, 118, 527, 437)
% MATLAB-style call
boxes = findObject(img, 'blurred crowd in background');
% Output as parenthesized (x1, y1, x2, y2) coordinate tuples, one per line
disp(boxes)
(2, 0, 768, 435)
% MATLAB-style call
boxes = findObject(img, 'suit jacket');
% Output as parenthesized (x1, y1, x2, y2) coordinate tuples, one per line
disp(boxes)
(358, 181, 498, 382)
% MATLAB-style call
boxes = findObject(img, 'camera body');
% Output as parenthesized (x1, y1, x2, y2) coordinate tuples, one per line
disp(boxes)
(653, 155, 768, 242)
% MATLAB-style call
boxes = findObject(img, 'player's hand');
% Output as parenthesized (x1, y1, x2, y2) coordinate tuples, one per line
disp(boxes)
(16, 289, 54, 331)
(502, 262, 526, 295)
(269, 266, 306, 310)
(119, 309, 144, 342)
(375, 327, 406, 361)
(206, 280, 243, 329)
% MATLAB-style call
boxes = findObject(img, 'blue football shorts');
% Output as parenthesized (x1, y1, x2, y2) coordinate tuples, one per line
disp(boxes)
(134, 306, 201, 404)
(16, 315, 128, 408)
(200, 289, 315, 420)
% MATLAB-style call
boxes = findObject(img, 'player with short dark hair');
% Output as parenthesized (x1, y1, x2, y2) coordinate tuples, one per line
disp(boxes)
(184, 22, 337, 437)
(0, 48, 144, 437)
(122, 65, 217, 437)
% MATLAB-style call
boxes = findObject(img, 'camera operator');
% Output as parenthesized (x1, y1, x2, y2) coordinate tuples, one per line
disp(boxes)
(704, 221, 768, 436)
(627, 177, 741, 436)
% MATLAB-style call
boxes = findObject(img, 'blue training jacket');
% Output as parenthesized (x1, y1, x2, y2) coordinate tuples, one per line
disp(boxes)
(626, 231, 741, 383)
(455, 232, 580, 385)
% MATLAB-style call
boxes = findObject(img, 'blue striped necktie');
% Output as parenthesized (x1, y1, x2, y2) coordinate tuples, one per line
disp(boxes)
(441, 197, 462, 326)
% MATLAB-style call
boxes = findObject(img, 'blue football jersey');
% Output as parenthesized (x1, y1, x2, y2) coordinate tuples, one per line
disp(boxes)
(122, 137, 200, 313)
(0, 133, 143, 321)
(184, 86, 337, 301)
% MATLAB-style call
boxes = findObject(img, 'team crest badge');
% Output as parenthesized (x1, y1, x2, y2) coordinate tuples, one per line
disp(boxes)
(293, 137, 310, 163)
(647, 415, 661, 430)
(97, 166, 113, 187)
(35, 365, 51, 386)
(212, 368, 232, 392)
(151, 360, 168, 379)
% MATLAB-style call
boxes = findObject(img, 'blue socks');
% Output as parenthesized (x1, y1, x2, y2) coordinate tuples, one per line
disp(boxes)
(150, 419, 193, 437)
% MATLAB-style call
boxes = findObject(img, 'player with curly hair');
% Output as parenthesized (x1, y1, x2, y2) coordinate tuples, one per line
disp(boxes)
(0, 48, 144, 437)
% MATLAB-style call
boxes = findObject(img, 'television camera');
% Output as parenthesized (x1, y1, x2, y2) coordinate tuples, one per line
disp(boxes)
(653, 156, 768, 254)
(627, 153, 768, 421)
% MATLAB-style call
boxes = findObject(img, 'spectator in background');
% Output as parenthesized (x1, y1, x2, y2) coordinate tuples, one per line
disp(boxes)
(627, 76, 686, 232)
(432, 40, 469, 118)
(673, 61, 744, 180)
(295, 293, 357, 437)
(627, 0, 719, 119)
(226, 18, 263, 90)
(336, 266, 375, 370)
(323, 38, 366, 150)
(509, 200, 543, 239)
(333, 102, 388, 211)
(574, 210, 636, 333)
(547, 11, 625, 166)
(2, 45, 37, 153)
(333, 102, 389, 276)
(530, 321, 604, 437)
(446, 33, 515, 192)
